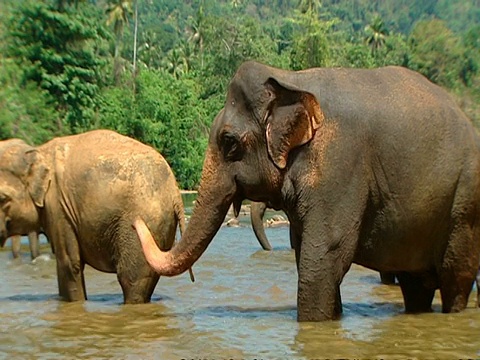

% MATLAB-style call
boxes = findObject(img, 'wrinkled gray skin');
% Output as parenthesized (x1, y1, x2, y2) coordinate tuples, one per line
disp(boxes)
(136, 61, 480, 321)
(10, 232, 40, 260)
(0, 130, 185, 304)
(251, 201, 397, 285)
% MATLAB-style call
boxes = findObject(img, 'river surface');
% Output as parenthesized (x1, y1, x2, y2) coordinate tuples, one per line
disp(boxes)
(1, 195, 480, 359)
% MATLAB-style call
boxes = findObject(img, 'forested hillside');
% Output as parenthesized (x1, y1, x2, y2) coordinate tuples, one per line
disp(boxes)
(0, 0, 479, 189)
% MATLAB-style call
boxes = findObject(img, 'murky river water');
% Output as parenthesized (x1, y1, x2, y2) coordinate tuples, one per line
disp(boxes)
(1, 195, 480, 359)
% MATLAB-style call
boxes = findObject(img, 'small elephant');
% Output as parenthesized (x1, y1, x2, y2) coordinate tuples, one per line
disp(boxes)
(251, 201, 397, 285)
(10, 231, 40, 260)
(135, 62, 480, 321)
(0, 130, 186, 304)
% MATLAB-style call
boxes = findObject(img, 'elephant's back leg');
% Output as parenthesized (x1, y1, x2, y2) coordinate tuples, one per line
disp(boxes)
(115, 214, 176, 304)
(396, 271, 436, 313)
(117, 265, 160, 304)
(438, 216, 480, 313)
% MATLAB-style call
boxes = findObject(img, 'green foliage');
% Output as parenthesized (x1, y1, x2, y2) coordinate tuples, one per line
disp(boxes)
(0, 59, 58, 144)
(460, 26, 480, 88)
(6, 0, 109, 134)
(133, 70, 210, 189)
(364, 15, 388, 56)
(407, 19, 463, 88)
(288, 4, 334, 69)
(1, 0, 479, 188)
(97, 69, 210, 189)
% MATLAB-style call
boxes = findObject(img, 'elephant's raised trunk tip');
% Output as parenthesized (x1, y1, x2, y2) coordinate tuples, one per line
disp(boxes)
(133, 217, 178, 276)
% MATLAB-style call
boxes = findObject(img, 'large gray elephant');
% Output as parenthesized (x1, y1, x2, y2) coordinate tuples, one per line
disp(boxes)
(0, 130, 187, 304)
(135, 61, 480, 321)
(10, 232, 40, 260)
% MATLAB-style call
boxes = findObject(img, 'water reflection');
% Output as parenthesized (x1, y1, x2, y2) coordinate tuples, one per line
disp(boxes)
(0, 198, 480, 358)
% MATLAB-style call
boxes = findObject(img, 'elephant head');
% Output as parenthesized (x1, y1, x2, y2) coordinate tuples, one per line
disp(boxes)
(135, 61, 324, 275)
(0, 139, 50, 247)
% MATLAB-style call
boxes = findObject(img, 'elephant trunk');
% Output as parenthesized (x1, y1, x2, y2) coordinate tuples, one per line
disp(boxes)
(135, 149, 236, 276)
(251, 202, 272, 251)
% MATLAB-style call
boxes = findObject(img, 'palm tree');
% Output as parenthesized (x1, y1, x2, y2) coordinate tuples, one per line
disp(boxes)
(56, 0, 86, 11)
(231, 0, 242, 8)
(298, 0, 321, 14)
(138, 30, 161, 68)
(164, 49, 185, 79)
(106, 0, 133, 83)
(132, 0, 138, 77)
(188, 5, 205, 68)
(179, 39, 195, 74)
(365, 15, 389, 56)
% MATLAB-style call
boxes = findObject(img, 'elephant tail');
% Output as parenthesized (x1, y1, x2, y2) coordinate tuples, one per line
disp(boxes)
(173, 194, 195, 283)
(174, 197, 186, 237)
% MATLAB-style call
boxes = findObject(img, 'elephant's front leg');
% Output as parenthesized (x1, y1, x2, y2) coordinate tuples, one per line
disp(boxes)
(50, 221, 86, 301)
(296, 222, 359, 322)
(11, 235, 21, 259)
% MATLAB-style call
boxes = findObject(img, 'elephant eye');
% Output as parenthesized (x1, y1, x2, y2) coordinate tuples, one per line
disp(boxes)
(220, 132, 243, 162)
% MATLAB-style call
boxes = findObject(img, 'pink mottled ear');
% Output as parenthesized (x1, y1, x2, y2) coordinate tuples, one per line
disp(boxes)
(264, 78, 324, 169)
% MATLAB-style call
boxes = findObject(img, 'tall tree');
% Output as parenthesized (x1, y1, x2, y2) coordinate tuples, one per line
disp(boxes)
(132, 0, 138, 77)
(187, 4, 206, 68)
(364, 15, 388, 56)
(7, 1, 108, 134)
(106, 0, 133, 84)
(408, 19, 462, 88)
(289, 0, 333, 70)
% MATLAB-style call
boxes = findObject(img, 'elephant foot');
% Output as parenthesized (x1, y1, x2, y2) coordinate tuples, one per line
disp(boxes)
(56, 263, 87, 301)
(59, 283, 87, 302)
(297, 307, 342, 322)
(297, 285, 343, 322)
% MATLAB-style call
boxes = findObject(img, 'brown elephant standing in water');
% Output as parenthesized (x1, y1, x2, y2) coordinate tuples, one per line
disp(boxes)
(135, 61, 480, 321)
(0, 130, 186, 303)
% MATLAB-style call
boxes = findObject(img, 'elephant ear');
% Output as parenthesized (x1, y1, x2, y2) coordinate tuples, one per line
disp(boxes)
(264, 77, 324, 169)
(24, 149, 50, 207)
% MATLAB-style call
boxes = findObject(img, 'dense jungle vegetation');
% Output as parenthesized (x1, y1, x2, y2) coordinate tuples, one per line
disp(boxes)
(0, 0, 479, 189)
